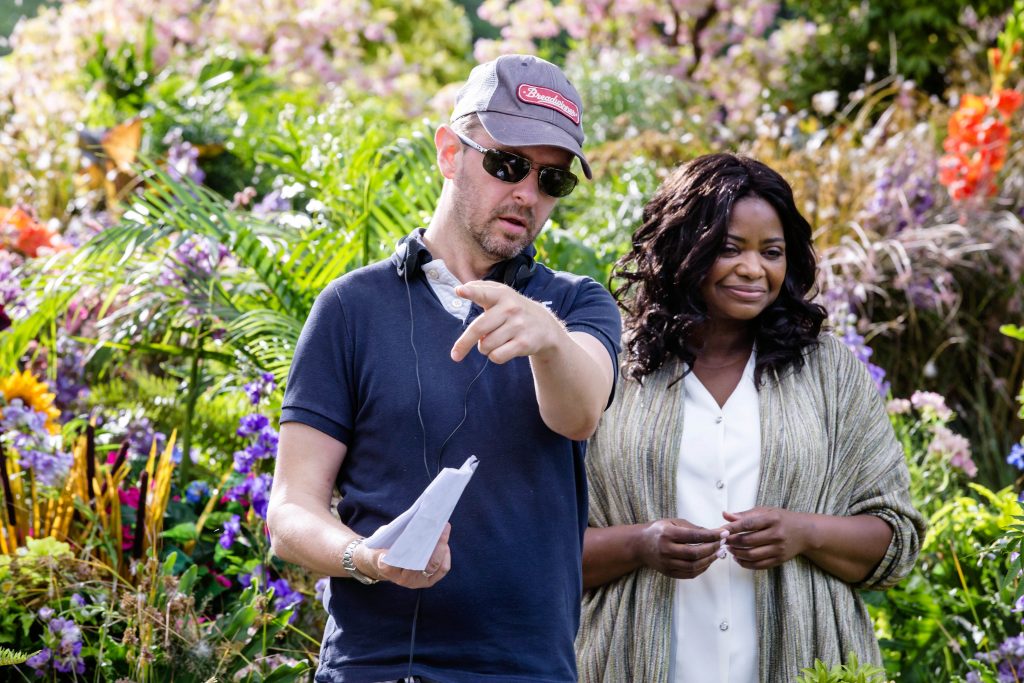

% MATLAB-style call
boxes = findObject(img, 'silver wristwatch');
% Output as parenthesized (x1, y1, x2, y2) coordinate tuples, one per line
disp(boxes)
(342, 538, 379, 585)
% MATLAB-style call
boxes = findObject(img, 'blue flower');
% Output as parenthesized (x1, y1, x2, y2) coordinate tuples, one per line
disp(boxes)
(185, 480, 210, 504)
(1008, 443, 1024, 471)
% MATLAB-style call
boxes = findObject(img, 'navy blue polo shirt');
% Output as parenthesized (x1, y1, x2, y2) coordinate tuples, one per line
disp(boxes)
(280, 256, 621, 683)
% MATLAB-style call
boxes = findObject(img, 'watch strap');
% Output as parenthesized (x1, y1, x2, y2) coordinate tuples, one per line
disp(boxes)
(342, 538, 379, 585)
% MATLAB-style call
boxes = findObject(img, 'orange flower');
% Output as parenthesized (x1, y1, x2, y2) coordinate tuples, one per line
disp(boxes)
(939, 89, 1021, 202)
(0, 206, 36, 234)
(0, 206, 69, 257)
(15, 220, 66, 258)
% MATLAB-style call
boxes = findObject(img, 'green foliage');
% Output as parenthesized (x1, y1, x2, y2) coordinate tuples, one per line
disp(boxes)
(86, 369, 251, 466)
(795, 652, 888, 682)
(540, 156, 661, 285)
(0, 646, 34, 665)
(869, 484, 1022, 681)
(368, 0, 473, 86)
(888, 396, 973, 517)
(784, 0, 1009, 103)
(83, 22, 158, 119)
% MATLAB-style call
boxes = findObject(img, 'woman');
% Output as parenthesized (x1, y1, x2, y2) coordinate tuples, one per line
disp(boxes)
(576, 153, 924, 682)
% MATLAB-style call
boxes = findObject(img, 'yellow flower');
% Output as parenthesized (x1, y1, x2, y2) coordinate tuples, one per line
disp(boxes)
(0, 369, 61, 434)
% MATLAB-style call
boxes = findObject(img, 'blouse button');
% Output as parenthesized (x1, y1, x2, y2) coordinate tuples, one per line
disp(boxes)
(719, 621, 729, 631)
(714, 416, 723, 424)
(715, 480, 725, 490)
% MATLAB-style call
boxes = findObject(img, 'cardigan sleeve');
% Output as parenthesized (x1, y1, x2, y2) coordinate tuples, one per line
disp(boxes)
(822, 336, 926, 590)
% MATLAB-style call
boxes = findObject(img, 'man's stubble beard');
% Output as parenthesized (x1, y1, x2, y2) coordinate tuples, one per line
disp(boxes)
(450, 177, 539, 263)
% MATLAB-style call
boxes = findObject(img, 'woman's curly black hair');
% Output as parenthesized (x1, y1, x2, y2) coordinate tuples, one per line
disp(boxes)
(614, 153, 827, 384)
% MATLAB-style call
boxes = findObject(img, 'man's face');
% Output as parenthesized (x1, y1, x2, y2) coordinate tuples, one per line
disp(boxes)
(448, 128, 573, 263)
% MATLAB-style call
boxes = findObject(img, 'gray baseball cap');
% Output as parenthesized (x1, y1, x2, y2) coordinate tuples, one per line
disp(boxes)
(451, 54, 592, 180)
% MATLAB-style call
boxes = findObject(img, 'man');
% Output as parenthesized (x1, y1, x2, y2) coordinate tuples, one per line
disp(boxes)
(267, 54, 620, 683)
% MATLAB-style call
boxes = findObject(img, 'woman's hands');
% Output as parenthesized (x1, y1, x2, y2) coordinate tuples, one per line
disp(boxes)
(584, 508, 892, 589)
(638, 519, 726, 579)
(583, 520, 724, 589)
(721, 507, 894, 582)
(720, 507, 808, 570)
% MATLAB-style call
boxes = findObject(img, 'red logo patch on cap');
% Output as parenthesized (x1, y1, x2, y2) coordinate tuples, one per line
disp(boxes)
(517, 84, 580, 125)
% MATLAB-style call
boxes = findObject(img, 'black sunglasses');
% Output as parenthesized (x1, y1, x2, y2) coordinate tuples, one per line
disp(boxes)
(454, 131, 579, 198)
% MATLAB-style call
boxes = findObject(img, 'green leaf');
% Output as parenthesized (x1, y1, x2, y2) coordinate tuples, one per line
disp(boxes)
(0, 647, 34, 665)
(1001, 324, 1024, 341)
(162, 523, 198, 543)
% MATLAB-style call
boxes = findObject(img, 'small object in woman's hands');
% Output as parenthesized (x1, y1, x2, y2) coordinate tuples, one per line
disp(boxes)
(716, 547, 728, 560)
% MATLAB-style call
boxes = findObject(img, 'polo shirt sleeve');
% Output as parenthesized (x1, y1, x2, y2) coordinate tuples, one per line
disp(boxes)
(280, 280, 354, 445)
(562, 278, 622, 405)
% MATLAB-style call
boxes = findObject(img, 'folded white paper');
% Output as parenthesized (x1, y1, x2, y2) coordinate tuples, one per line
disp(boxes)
(363, 455, 479, 570)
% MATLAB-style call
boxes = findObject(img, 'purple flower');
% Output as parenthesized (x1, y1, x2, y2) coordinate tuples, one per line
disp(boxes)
(37, 606, 54, 622)
(314, 577, 329, 603)
(832, 320, 890, 396)
(37, 616, 86, 675)
(54, 334, 89, 412)
(972, 633, 1024, 681)
(237, 413, 269, 438)
(70, 593, 85, 608)
(227, 473, 273, 519)
(1008, 443, 1024, 471)
(25, 647, 51, 674)
(238, 564, 264, 588)
(251, 189, 290, 216)
(0, 253, 26, 318)
(219, 514, 242, 549)
(269, 577, 304, 615)
(233, 412, 278, 475)
(232, 447, 258, 475)
(1, 400, 73, 487)
(243, 373, 277, 406)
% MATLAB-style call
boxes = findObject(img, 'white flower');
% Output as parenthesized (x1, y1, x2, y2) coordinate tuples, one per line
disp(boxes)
(811, 90, 839, 116)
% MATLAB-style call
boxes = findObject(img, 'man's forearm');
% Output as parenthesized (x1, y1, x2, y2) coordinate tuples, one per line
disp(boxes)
(268, 500, 358, 577)
(531, 331, 613, 440)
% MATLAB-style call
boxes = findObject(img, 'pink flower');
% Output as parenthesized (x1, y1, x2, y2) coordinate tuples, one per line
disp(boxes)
(886, 398, 912, 415)
(928, 425, 976, 477)
(910, 391, 953, 421)
(119, 486, 140, 508)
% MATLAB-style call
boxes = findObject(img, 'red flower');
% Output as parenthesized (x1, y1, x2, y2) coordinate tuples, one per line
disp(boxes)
(994, 89, 1024, 119)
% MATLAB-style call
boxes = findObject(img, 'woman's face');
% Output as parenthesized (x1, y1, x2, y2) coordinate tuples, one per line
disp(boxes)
(699, 196, 787, 323)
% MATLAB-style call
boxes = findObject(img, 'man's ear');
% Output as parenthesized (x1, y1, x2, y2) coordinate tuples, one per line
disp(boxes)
(435, 125, 461, 180)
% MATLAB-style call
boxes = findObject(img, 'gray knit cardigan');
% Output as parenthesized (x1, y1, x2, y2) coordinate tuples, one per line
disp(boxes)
(577, 335, 925, 682)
